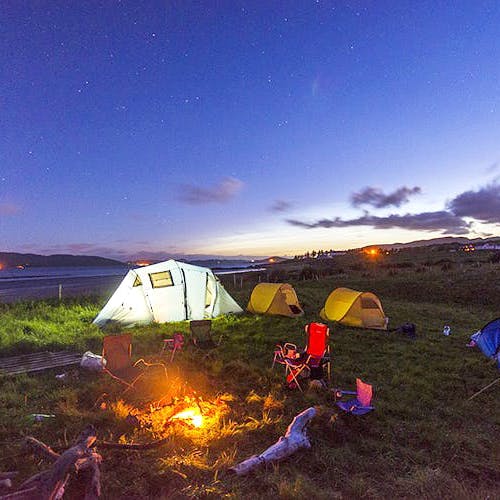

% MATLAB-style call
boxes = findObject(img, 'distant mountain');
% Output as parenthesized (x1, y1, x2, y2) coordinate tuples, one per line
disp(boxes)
(186, 259, 254, 269)
(365, 236, 500, 250)
(0, 252, 125, 268)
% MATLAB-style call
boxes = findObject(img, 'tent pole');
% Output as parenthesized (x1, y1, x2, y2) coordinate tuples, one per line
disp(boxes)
(468, 377, 500, 401)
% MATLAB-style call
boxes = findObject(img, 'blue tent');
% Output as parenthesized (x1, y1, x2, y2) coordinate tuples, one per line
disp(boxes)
(470, 318, 500, 370)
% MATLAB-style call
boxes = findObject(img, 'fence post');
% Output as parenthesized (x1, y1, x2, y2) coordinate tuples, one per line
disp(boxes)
(58, 284, 62, 301)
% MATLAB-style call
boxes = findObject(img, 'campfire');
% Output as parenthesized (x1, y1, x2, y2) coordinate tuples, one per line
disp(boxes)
(170, 407, 204, 428)
(105, 391, 230, 445)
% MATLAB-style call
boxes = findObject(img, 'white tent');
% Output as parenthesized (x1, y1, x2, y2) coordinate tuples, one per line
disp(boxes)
(93, 260, 242, 327)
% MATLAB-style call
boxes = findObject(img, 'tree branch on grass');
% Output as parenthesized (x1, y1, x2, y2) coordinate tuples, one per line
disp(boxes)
(230, 407, 317, 475)
(1, 426, 101, 500)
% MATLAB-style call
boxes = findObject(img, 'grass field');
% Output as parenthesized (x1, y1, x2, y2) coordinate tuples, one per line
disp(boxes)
(0, 253, 499, 499)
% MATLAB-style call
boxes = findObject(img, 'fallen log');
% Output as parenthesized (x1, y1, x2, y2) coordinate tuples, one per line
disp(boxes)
(230, 407, 317, 475)
(0, 426, 101, 500)
(43, 425, 98, 499)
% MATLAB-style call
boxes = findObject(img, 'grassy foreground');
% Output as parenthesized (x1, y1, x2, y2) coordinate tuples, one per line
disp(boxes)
(0, 264, 499, 499)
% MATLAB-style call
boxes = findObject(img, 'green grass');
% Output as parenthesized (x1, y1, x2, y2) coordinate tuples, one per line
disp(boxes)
(0, 262, 499, 499)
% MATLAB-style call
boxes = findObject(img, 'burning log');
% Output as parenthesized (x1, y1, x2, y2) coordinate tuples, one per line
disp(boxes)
(230, 407, 317, 475)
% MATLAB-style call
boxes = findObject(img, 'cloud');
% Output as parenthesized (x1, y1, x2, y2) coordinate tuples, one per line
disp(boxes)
(351, 186, 421, 208)
(178, 177, 243, 204)
(287, 210, 471, 234)
(486, 161, 499, 174)
(0, 203, 21, 216)
(448, 182, 500, 225)
(269, 199, 293, 213)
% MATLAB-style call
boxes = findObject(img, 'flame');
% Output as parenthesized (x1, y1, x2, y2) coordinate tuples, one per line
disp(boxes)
(171, 408, 203, 428)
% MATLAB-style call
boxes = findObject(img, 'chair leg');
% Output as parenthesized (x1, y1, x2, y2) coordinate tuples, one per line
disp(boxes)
(169, 346, 177, 363)
(286, 364, 306, 392)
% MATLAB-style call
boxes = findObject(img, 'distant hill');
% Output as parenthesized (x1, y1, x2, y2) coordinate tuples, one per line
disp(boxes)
(365, 236, 500, 250)
(186, 259, 254, 269)
(253, 256, 291, 265)
(0, 252, 125, 268)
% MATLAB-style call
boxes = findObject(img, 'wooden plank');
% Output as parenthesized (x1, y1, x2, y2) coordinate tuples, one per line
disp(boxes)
(5, 359, 81, 376)
(0, 358, 80, 373)
(0, 352, 79, 368)
(0, 351, 81, 376)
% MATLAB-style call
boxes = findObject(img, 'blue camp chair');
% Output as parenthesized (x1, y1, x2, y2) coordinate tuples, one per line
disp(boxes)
(335, 378, 374, 415)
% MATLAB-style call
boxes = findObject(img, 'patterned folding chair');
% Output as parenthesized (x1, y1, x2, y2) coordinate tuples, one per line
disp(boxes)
(275, 322, 331, 391)
(272, 342, 299, 368)
(335, 378, 374, 415)
(161, 332, 185, 362)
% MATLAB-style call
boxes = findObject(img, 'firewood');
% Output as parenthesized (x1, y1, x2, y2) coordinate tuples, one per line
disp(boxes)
(25, 437, 60, 462)
(75, 454, 102, 500)
(230, 407, 317, 475)
(2, 426, 102, 500)
(42, 425, 98, 499)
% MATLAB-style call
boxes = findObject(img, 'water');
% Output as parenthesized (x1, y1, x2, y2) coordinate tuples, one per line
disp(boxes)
(0, 266, 129, 302)
(0, 264, 264, 302)
(0, 265, 129, 282)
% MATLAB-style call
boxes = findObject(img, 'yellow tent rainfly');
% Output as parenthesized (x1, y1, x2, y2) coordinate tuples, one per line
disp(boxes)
(247, 283, 304, 317)
(320, 287, 388, 330)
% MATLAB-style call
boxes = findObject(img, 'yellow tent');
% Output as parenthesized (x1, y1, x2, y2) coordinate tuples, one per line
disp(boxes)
(320, 287, 387, 330)
(247, 283, 304, 317)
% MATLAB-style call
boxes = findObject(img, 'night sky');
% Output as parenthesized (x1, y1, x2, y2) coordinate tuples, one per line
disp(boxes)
(2, 1, 500, 261)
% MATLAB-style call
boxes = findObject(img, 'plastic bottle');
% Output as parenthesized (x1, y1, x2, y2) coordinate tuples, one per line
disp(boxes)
(27, 413, 56, 423)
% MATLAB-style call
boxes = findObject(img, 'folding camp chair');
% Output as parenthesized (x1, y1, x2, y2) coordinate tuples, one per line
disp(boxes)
(334, 378, 374, 415)
(161, 332, 185, 362)
(275, 322, 331, 391)
(190, 320, 221, 349)
(102, 334, 132, 374)
(272, 343, 300, 369)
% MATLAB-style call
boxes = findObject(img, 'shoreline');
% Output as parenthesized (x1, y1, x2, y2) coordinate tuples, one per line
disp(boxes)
(0, 267, 268, 303)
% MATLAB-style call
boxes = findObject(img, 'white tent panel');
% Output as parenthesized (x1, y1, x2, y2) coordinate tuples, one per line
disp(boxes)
(93, 271, 154, 327)
(93, 259, 242, 327)
(213, 283, 243, 316)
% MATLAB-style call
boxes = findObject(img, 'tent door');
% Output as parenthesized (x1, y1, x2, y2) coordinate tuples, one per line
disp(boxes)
(204, 274, 217, 317)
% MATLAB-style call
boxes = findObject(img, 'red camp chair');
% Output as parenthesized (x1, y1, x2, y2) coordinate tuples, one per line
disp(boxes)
(102, 334, 132, 374)
(275, 322, 331, 391)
